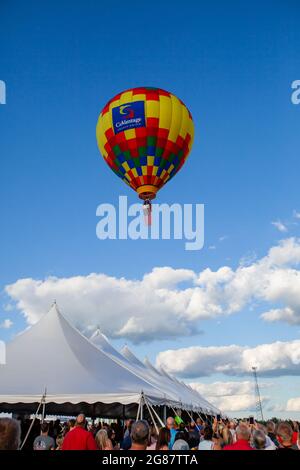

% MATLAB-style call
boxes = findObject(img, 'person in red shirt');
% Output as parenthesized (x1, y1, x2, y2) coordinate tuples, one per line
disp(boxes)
(224, 423, 254, 450)
(62, 414, 97, 450)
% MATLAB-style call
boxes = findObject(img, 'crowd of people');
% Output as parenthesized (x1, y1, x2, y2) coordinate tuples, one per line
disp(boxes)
(0, 414, 299, 451)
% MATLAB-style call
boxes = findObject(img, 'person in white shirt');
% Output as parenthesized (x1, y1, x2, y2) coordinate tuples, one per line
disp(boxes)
(198, 425, 215, 450)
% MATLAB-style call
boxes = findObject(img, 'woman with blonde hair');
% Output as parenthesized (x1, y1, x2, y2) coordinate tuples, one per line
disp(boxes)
(95, 429, 113, 450)
(220, 426, 233, 447)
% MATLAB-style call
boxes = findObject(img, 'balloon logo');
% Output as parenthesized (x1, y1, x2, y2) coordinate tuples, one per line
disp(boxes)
(119, 104, 134, 118)
(96, 87, 194, 201)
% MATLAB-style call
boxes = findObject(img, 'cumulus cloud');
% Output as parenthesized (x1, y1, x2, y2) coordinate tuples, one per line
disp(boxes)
(286, 397, 300, 411)
(0, 319, 13, 329)
(4, 270, 200, 343)
(190, 380, 255, 397)
(271, 221, 288, 233)
(261, 307, 299, 324)
(142, 267, 196, 289)
(189, 381, 270, 412)
(213, 395, 257, 412)
(5, 238, 300, 342)
(156, 340, 300, 378)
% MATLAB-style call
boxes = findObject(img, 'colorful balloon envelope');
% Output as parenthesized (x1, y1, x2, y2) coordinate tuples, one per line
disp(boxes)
(96, 87, 194, 200)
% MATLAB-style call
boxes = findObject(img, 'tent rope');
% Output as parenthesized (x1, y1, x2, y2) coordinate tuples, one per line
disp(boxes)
(146, 398, 164, 428)
(185, 408, 200, 431)
(20, 391, 46, 450)
(170, 405, 179, 417)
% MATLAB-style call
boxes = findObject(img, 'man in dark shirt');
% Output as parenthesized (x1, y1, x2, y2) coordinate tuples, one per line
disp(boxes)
(266, 420, 279, 447)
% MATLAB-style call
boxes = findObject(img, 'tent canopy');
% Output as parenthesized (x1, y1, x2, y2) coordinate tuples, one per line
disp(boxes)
(0, 304, 220, 415)
(121, 346, 220, 414)
(0, 304, 166, 406)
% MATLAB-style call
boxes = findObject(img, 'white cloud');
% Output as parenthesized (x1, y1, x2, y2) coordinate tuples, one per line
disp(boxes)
(142, 267, 196, 289)
(267, 238, 300, 265)
(189, 381, 270, 412)
(293, 210, 300, 220)
(213, 395, 257, 412)
(239, 251, 257, 267)
(156, 339, 300, 378)
(271, 221, 288, 232)
(261, 307, 299, 324)
(5, 238, 300, 342)
(286, 397, 300, 411)
(190, 380, 255, 397)
(5, 270, 199, 343)
(0, 319, 13, 329)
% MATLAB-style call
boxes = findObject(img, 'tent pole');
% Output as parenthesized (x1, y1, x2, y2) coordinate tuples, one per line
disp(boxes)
(186, 408, 193, 422)
(146, 398, 164, 428)
(41, 400, 46, 424)
(41, 387, 47, 424)
(163, 405, 167, 424)
(144, 396, 159, 435)
(190, 407, 201, 431)
(140, 392, 144, 420)
(186, 407, 200, 431)
(136, 394, 142, 421)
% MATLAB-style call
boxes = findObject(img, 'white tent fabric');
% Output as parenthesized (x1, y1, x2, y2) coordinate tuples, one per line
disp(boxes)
(121, 346, 219, 414)
(144, 358, 220, 414)
(143, 357, 198, 408)
(121, 345, 146, 369)
(0, 304, 167, 405)
(90, 330, 128, 363)
(121, 345, 190, 405)
(158, 366, 220, 414)
(90, 333, 210, 411)
(90, 331, 185, 406)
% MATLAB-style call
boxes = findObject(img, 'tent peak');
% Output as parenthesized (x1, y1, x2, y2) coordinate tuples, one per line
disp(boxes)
(48, 301, 62, 316)
(90, 327, 103, 340)
(90, 328, 110, 344)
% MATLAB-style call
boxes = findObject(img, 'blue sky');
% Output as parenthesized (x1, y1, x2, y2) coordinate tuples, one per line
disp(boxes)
(1, 0, 300, 417)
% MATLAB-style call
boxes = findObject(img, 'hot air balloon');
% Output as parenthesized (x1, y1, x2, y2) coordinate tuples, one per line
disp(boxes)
(96, 87, 194, 203)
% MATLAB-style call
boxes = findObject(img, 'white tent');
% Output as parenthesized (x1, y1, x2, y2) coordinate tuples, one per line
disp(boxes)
(90, 330, 186, 406)
(143, 358, 219, 414)
(121, 347, 220, 415)
(76, 328, 220, 414)
(121, 345, 194, 406)
(0, 304, 168, 408)
(158, 366, 219, 414)
(0, 304, 220, 417)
